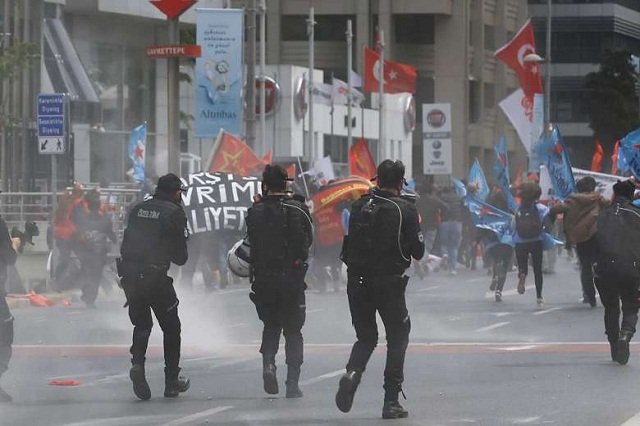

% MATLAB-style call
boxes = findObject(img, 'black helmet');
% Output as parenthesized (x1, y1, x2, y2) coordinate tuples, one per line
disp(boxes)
(374, 160, 406, 188)
(156, 173, 185, 194)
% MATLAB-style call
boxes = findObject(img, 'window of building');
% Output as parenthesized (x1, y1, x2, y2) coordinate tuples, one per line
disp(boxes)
(282, 15, 355, 42)
(394, 15, 434, 44)
(469, 80, 480, 123)
(416, 76, 435, 123)
(484, 25, 495, 51)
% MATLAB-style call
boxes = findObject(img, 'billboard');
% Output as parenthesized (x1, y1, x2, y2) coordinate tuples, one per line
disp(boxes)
(195, 8, 244, 137)
(422, 103, 452, 175)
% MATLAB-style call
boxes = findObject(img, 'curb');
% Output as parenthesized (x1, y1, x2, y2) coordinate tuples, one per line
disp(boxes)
(6, 292, 79, 309)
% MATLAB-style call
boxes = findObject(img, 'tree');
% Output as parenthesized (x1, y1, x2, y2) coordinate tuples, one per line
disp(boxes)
(584, 50, 639, 151)
(0, 41, 39, 127)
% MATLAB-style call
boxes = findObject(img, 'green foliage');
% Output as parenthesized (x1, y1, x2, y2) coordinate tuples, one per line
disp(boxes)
(584, 50, 640, 148)
(0, 41, 39, 127)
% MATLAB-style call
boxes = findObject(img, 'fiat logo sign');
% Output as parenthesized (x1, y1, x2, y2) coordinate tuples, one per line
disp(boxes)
(245, 76, 281, 116)
(427, 109, 446, 128)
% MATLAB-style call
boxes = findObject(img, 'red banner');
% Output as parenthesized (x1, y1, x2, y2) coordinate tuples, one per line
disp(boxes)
(591, 140, 604, 173)
(208, 131, 269, 176)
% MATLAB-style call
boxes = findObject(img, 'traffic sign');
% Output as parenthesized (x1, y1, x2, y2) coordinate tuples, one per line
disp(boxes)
(37, 94, 66, 155)
(150, 0, 196, 20)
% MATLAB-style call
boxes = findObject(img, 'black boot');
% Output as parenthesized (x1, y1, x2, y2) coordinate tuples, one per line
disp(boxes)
(610, 341, 618, 362)
(164, 367, 190, 398)
(129, 364, 151, 401)
(382, 389, 409, 419)
(616, 330, 633, 365)
(262, 356, 279, 395)
(285, 366, 303, 398)
(335, 370, 361, 413)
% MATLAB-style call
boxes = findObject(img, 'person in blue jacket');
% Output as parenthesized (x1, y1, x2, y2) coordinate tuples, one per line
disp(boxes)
(512, 182, 551, 307)
(475, 222, 514, 302)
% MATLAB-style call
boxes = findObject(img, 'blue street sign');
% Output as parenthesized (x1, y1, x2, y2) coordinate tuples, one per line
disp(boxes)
(37, 94, 66, 154)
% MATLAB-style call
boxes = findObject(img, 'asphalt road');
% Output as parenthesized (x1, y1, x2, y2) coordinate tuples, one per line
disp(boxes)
(2, 257, 640, 426)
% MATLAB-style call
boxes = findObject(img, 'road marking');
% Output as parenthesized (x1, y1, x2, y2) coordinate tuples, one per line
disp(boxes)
(533, 307, 563, 316)
(499, 345, 539, 352)
(161, 406, 233, 426)
(416, 286, 441, 292)
(466, 277, 489, 283)
(491, 312, 513, 317)
(621, 411, 640, 426)
(474, 322, 510, 332)
(299, 369, 345, 386)
(307, 308, 324, 314)
(62, 415, 172, 426)
(215, 288, 247, 295)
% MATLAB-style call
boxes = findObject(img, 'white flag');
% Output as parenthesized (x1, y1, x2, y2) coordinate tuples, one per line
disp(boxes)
(311, 82, 333, 106)
(499, 88, 533, 153)
(306, 156, 335, 186)
(332, 78, 365, 106)
(349, 69, 362, 88)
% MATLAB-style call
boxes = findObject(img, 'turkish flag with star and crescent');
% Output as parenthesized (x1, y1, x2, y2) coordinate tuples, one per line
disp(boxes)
(494, 20, 543, 98)
(363, 47, 417, 94)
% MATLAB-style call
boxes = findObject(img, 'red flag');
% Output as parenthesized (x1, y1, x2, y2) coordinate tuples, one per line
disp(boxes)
(349, 138, 377, 179)
(209, 131, 266, 176)
(286, 163, 296, 179)
(612, 140, 620, 175)
(494, 20, 543, 98)
(591, 140, 604, 172)
(262, 150, 272, 165)
(363, 47, 417, 94)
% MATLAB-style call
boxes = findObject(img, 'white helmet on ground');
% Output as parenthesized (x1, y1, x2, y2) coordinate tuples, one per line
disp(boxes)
(227, 238, 252, 278)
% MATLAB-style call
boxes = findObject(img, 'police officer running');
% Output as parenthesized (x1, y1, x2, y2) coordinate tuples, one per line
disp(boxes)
(246, 165, 313, 398)
(336, 160, 425, 419)
(119, 173, 190, 400)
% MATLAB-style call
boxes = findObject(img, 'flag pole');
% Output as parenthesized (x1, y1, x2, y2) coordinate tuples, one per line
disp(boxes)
(330, 73, 335, 149)
(307, 8, 316, 163)
(297, 156, 310, 199)
(378, 28, 385, 163)
(259, 0, 267, 157)
(346, 19, 353, 148)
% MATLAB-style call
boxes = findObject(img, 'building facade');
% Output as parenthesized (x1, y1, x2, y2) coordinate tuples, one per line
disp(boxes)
(529, 0, 640, 168)
(235, 0, 530, 178)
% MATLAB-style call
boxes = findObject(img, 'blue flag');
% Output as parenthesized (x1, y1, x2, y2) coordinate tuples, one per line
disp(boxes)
(468, 159, 490, 202)
(619, 127, 640, 178)
(465, 195, 512, 226)
(128, 123, 147, 182)
(534, 126, 576, 200)
(493, 136, 518, 212)
(452, 178, 467, 197)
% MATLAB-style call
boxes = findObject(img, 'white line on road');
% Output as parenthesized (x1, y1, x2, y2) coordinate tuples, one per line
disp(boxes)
(474, 322, 510, 332)
(499, 345, 540, 352)
(161, 406, 233, 426)
(621, 411, 640, 426)
(415, 286, 441, 292)
(299, 369, 345, 386)
(533, 307, 563, 316)
(306, 308, 324, 314)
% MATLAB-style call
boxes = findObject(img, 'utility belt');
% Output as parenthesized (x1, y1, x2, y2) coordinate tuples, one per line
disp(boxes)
(253, 262, 308, 278)
(116, 258, 169, 284)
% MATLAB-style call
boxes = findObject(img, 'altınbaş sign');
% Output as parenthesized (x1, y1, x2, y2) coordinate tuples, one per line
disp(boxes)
(422, 103, 452, 174)
(195, 8, 244, 137)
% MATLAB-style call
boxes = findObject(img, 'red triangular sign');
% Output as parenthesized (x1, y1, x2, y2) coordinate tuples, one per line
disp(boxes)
(150, 0, 197, 20)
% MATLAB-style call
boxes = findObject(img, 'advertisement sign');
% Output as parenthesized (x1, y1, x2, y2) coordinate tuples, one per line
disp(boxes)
(195, 8, 244, 137)
(422, 103, 452, 175)
(37, 94, 66, 155)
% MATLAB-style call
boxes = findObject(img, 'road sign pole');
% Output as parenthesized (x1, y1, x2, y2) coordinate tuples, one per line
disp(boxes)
(167, 16, 181, 175)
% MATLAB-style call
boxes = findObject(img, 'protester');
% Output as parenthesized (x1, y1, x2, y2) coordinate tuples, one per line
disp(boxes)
(593, 179, 640, 364)
(51, 185, 84, 289)
(74, 189, 116, 308)
(246, 165, 313, 398)
(475, 223, 514, 302)
(336, 160, 424, 419)
(439, 185, 466, 275)
(513, 182, 551, 307)
(415, 183, 448, 277)
(549, 176, 608, 307)
(119, 173, 190, 400)
(0, 214, 20, 402)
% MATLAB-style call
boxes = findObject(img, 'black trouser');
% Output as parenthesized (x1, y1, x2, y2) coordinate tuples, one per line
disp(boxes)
(515, 240, 544, 298)
(252, 272, 306, 367)
(77, 251, 107, 305)
(489, 244, 513, 292)
(122, 267, 181, 375)
(575, 238, 597, 305)
(345, 271, 411, 398)
(0, 273, 13, 378)
(594, 271, 640, 345)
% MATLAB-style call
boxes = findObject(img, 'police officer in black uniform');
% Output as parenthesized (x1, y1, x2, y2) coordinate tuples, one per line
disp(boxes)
(119, 173, 190, 400)
(246, 165, 313, 398)
(0, 215, 18, 402)
(336, 160, 424, 419)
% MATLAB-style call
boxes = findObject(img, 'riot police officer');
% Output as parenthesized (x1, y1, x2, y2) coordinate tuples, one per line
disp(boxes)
(246, 165, 313, 398)
(0, 215, 18, 402)
(119, 173, 190, 400)
(336, 160, 424, 419)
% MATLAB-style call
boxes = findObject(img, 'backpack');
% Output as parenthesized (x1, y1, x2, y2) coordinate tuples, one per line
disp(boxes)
(345, 196, 381, 269)
(515, 203, 542, 239)
(594, 202, 640, 278)
(248, 199, 290, 270)
(81, 230, 109, 255)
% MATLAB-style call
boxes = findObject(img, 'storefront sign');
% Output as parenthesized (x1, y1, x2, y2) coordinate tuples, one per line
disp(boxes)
(145, 45, 202, 58)
(422, 103, 452, 175)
